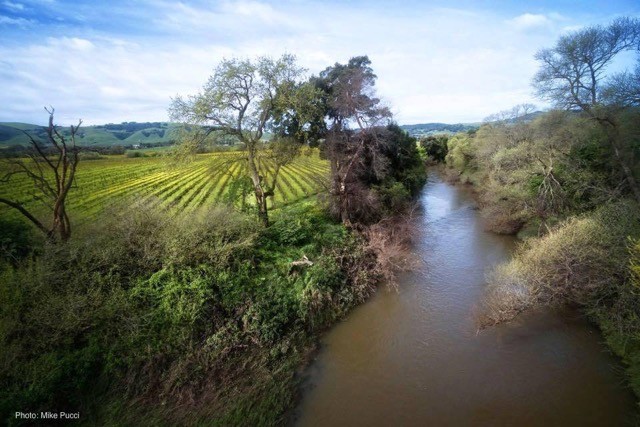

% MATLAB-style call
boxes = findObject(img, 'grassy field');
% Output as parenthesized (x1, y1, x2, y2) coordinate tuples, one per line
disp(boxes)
(0, 150, 329, 226)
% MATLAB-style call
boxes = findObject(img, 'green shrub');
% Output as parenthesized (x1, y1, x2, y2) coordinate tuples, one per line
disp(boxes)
(0, 217, 36, 266)
(0, 197, 378, 424)
(482, 199, 640, 326)
(420, 134, 449, 163)
(444, 112, 625, 234)
(445, 133, 475, 174)
(580, 239, 640, 402)
(125, 151, 145, 158)
(375, 180, 411, 213)
(79, 152, 103, 160)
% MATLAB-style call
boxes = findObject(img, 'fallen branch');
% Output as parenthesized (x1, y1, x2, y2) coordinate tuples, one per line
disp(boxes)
(290, 255, 313, 268)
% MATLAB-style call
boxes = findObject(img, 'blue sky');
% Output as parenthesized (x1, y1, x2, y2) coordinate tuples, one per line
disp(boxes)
(1, 0, 639, 125)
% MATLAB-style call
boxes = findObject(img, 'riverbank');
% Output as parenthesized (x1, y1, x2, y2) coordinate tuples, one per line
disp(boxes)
(1, 187, 431, 426)
(293, 171, 636, 425)
(1, 199, 388, 425)
(442, 128, 640, 406)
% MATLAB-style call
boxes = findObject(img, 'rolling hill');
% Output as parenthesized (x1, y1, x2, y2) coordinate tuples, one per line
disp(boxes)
(3, 114, 545, 148)
(400, 111, 545, 137)
(0, 121, 180, 148)
(399, 122, 480, 137)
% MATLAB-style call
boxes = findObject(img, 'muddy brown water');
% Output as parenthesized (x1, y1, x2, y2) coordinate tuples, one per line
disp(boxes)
(294, 171, 637, 426)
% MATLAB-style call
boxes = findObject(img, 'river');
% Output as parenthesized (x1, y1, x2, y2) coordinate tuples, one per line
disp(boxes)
(294, 171, 637, 426)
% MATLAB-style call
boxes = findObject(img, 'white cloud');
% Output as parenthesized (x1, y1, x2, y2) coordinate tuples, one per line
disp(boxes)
(561, 24, 585, 33)
(0, 14, 32, 26)
(222, 0, 284, 23)
(0, 2, 614, 125)
(2, 1, 25, 11)
(548, 12, 566, 21)
(45, 37, 95, 51)
(508, 13, 552, 30)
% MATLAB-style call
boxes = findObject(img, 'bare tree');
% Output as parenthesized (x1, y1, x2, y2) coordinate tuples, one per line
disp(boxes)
(533, 17, 640, 202)
(0, 108, 82, 241)
(601, 60, 640, 108)
(482, 103, 538, 149)
(483, 103, 537, 125)
(169, 55, 313, 226)
(533, 17, 640, 111)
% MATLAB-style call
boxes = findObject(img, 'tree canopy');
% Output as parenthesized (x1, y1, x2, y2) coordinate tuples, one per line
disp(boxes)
(169, 54, 318, 226)
(533, 17, 640, 111)
(533, 17, 640, 203)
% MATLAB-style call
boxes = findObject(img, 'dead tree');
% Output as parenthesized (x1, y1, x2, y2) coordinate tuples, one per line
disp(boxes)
(0, 108, 82, 241)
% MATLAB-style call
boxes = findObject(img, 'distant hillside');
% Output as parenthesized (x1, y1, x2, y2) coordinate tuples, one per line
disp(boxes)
(0, 121, 181, 148)
(401, 111, 546, 137)
(3, 115, 545, 148)
(400, 122, 479, 137)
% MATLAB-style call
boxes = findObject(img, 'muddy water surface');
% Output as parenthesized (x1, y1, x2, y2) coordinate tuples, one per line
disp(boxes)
(295, 171, 636, 426)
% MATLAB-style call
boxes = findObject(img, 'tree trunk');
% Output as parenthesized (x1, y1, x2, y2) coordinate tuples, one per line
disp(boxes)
(340, 206, 351, 227)
(241, 185, 247, 212)
(256, 191, 270, 227)
(247, 145, 270, 227)
(338, 180, 351, 227)
(51, 198, 72, 241)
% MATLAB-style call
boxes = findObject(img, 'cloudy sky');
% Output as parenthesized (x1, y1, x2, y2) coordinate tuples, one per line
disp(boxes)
(1, 0, 638, 125)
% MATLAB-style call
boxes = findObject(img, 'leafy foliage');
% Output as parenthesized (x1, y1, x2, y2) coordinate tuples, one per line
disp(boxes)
(0, 201, 379, 425)
(444, 110, 635, 234)
(419, 134, 449, 162)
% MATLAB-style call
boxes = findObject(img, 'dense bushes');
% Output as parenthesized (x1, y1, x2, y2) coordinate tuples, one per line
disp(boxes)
(420, 134, 449, 163)
(0, 202, 379, 425)
(0, 217, 36, 265)
(445, 111, 634, 235)
(595, 238, 640, 398)
(332, 123, 427, 223)
(481, 200, 640, 325)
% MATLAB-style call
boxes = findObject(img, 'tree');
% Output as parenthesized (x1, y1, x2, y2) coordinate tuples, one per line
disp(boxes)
(420, 134, 449, 163)
(315, 56, 392, 225)
(601, 60, 640, 108)
(169, 54, 314, 226)
(533, 18, 640, 111)
(533, 17, 640, 202)
(0, 108, 82, 241)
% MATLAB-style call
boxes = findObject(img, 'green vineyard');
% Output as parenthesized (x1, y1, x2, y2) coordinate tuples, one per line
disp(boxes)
(0, 150, 330, 225)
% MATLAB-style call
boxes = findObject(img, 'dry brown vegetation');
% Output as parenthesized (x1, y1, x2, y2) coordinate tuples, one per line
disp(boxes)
(363, 207, 422, 289)
(478, 200, 640, 328)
